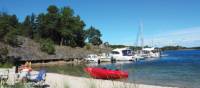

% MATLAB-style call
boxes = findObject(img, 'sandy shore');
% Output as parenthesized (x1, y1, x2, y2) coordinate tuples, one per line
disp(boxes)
(1, 68, 177, 88)
(45, 72, 177, 88)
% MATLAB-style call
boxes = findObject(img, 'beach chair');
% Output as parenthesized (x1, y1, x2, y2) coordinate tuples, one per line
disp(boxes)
(27, 69, 47, 87)
(0, 69, 9, 85)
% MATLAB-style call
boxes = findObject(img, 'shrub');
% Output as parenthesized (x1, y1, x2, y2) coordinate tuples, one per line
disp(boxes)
(85, 44, 91, 50)
(0, 47, 8, 63)
(4, 29, 21, 47)
(0, 47, 8, 56)
(40, 38, 55, 54)
(0, 47, 14, 67)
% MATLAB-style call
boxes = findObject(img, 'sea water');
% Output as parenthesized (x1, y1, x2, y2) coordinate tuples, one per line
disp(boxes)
(38, 50, 200, 88)
(99, 50, 200, 88)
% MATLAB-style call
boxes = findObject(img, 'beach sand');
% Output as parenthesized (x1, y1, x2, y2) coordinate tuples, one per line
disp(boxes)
(1, 68, 177, 88)
(45, 72, 177, 88)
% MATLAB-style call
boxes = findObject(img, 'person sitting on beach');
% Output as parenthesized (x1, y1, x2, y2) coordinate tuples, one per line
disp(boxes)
(18, 63, 32, 82)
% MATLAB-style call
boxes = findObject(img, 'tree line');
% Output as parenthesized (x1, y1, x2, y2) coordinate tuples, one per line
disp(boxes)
(0, 5, 103, 54)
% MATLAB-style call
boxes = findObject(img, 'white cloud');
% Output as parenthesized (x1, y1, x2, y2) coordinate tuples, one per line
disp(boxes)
(145, 27, 200, 47)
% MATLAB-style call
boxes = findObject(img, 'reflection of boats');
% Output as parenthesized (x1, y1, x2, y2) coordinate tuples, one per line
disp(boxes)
(161, 54, 168, 57)
(84, 67, 128, 79)
(86, 61, 132, 67)
(133, 54, 145, 60)
(111, 48, 135, 61)
(84, 54, 100, 63)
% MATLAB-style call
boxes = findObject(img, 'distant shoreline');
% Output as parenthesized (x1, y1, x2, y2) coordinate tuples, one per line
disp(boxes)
(162, 48, 200, 51)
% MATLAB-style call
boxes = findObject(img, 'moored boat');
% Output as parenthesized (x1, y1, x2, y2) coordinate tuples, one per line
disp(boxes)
(99, 53, 113, 62)
(84, 54, 100, 63)
(111, 47, 135, 61)
(84, 67, 128, 79)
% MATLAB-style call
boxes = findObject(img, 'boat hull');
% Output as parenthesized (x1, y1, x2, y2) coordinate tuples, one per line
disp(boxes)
(84, 67, 128, 79)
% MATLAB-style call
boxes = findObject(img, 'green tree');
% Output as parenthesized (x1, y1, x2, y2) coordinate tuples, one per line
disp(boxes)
(40, 39, 55, 54)
(22, 16, 33, 37)
(4, 29, 21, 47)
(0, 12, 19, 46)
(30, 13, 36, 38)
(0, 13, 19, 40)
(47, 5, 59, 14)
(41, 5, 60, 44)
(89, 36, 102, 46)
(0, 47, 8, 64)
(86, 26, 102, 46)
(0, 5, 102, 48)
(35, 13, 45, 40)
(67, 15, 85, 47)
(56, 7, 85, 47)
(104, 42, 109, 47)
(10, 15, 18, 28)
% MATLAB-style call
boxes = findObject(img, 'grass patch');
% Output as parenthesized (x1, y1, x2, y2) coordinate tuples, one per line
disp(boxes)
(33, 63, 90, 77)
(0, 63, 13, 68)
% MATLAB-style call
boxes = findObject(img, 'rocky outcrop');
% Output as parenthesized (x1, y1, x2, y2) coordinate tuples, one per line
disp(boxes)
(3, 37, 111, 61)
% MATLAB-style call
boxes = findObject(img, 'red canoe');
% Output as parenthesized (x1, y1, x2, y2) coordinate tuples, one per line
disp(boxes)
(84, 67, 128, 79)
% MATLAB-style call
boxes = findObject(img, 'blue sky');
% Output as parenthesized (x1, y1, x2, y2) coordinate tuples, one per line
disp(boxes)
(1, 0, 200, 47)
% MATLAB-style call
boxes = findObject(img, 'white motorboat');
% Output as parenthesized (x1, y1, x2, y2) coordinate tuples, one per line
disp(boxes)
(98, 53, 113, 62)
(111, 47, 135, 61)
(84, 54, 100, 63)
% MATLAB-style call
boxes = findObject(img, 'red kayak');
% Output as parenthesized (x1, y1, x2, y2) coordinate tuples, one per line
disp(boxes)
(84, 67, 128, 79)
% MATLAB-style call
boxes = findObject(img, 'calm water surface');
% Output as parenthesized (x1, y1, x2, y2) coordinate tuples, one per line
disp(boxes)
(36, 50, 200, 88)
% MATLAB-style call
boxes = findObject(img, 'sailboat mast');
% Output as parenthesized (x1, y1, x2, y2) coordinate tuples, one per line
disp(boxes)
(139, 21, 144, 48)
(135, 21, 144, 49)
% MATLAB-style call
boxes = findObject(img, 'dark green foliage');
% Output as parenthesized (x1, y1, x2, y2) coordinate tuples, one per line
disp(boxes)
(89, 36, 102, 46)
(129, 46, 142, 50)
(47, 5, 59, 14)
(161, 46, 186, 51)
(0, 47, 8, 58)
(85, 44, 91, 50)
(22, 16, 32, 37)
(0, 62, 13, 68)
(0, 12, 21, 47)
(4, 29, 21, 47)
(0, 47, 13, 67)
(103, 42, 109, 47)
(190, 47, 200, 49)
(40, 39, 55, 54)
(19, 13, 36, 39)
(0, 5, 103, 55)
(86, 26, 102, 45)
(109, 45, 127, 49)
(0, 12, 19, 41)
(35, 6, 87, 47)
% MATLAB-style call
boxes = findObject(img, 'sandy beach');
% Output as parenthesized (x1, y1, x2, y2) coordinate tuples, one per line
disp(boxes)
(1, 68, 177, 88)
(45, 72, 177, 88)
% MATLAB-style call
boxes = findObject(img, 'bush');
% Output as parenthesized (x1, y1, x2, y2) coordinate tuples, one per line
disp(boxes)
(40, 38, 55, 54)
(0, 62, 13, 68)
(0, 47, 14, 67)
(0, 47, 8, 63)
(0, 47, 8, 56)
(85, 44, 91, 50)
(4, 29, 21, 47)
